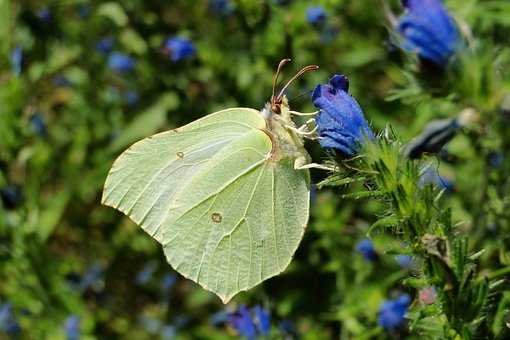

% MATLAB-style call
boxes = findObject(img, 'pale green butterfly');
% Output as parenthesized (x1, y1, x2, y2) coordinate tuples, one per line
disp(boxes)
(102, 59, 323, 303)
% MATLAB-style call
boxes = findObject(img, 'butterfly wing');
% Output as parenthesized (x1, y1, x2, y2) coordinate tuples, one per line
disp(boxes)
(161, 140, 309, 303)
(103, 107, 310, 303)
(102, 108, 266, 242)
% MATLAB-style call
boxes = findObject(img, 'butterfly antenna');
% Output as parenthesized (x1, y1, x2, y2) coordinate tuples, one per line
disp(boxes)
(272, 59, 292, 106)
(277, 65, 319, 100)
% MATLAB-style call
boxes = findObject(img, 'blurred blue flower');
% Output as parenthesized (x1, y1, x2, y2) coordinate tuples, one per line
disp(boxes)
(355, 239, 377, 261)
(107, 52, 135, 72)
(209, 310, 229, 326)
(312, 75, 374, 156)
(53, 74, 72, 87)
(306, 6, 327, 26)
(76, 4, 91, 18)
(136, 261, 158, 286)
(11, 47, 22, 76)
(253, 305, 271, 335)
(29, 113, 47, 136)
(64, 315, 80, 340)
(228, 305, 257, 339)
(0, 303, 21, 335)
(124, 90, 139, 105)
(278, 319, 297, 336)
(160, 273, 177, 292)
(161, 324, 176, 339)
(397, 0, 460, 66)
(378, 294, 411, 330)
(36, 8, 52, 22)
(96, 37, 115, 55)
(209, 0, 234, 16)
(139, 316, 162, 334)
(488, 152, 503, 168)
(419, 167, 454, 192)
(0, 184, 23, 210)
(395, 255, 414, 269)
(79, 263, 103, 291)
(164, 37, 196, 62)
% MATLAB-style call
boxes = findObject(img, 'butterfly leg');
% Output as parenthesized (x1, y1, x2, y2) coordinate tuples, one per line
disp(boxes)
(289, 110, 319, 117)
(294, 157, 337, 171)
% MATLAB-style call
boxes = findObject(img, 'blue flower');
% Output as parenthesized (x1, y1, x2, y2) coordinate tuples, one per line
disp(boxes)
(124, 91, 139, 105)
(161, 324, 176, 339)
(11, 47, 22, 76)
(278, 319, 297, 336)
(36, 8, 52, 22)
(397, 0, 460, 66)
(419, 167, 454, 192)
(306, 6, 327, 26)
(135, 261, 158, 286)
(228, 305, 257, 339)
(0, 184, 23, 210)
(253, 305, 271, 335)
(313, 75, 374, 156)
(163, 37, 196, 62)
(107, 52, 135, 73)
(378, 294, 411, 330)
(30, 113, 47, 136)
(96, 37, 115, 54)
(53, 75, 72, 87)
(79, 263, 104, 291)
(0, 303, 21, 335)
(355, 239, 377, 261)
(209, 0, 234, 16)
(160, 273, 177, 292)
(64, 315, 80, 340)
(395, 255, 414, 269)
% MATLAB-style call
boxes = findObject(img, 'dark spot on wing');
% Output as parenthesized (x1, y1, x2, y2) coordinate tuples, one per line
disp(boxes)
(176, 152, 184, 159)
(211, 212, 222, 223)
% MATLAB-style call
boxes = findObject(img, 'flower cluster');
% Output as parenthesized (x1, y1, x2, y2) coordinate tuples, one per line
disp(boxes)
(228, 305, 271, 339)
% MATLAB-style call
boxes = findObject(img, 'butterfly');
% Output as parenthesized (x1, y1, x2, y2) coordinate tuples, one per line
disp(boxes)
(102, 59, 319, 303)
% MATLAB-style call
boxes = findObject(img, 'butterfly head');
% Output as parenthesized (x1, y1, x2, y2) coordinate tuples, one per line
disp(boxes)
(264, 59, 319, 119)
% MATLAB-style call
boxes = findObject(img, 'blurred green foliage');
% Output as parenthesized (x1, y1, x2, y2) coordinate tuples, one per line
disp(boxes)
(1, 0, 510, 339)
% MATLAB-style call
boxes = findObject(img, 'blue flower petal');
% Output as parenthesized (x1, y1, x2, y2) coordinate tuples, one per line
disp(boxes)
(312, 75, 374, 155)
(396, 0, 460, 66)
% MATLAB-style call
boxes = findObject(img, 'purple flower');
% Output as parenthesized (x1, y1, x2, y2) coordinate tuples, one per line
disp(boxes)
(378, 294, 411, 330)
(397, 0, 460, 66)
(96, 37, 115, 54)
(306, 6, 327, 26)
(64, 315, 80, 340)
(355, 239, 377, 261)
(163, 37, 196, 62)
(312, 75, 374, 156)
(228, 306, 257, 339)
(107, 52, 135, 73)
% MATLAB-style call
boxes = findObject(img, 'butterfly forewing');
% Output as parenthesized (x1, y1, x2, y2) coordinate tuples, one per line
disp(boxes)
(102, 108, 266, 242)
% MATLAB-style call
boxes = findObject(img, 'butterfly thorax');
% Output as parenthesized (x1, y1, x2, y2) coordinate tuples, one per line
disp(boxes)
(261, 96, 311, 164)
